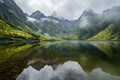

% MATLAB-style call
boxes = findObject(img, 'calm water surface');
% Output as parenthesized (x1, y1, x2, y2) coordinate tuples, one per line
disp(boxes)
(0, 41, 120, 80)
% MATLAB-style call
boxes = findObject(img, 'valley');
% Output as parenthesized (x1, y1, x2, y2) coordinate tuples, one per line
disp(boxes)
(0, 0, 120, 41)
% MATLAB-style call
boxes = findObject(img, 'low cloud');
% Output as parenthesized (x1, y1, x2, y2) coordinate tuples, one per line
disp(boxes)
(14, 0, 120, 20)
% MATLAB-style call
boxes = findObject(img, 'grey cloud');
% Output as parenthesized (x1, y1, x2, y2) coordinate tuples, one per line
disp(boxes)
(14, 0, 120, 20)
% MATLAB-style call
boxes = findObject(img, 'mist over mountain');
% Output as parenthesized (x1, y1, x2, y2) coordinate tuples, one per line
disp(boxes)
(31, 10, 46, 20)
(1, 1, 120, 80)
(0, 0, 120, 40)
(25, 6, 120, 40)
(0, 0, 49, 40)
(14, 0, 120, 20)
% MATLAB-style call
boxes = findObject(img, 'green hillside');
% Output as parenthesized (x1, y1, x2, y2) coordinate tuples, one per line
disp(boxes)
(0, 20, 37, 40)
(89, 24, 120, 40)
(0, 20, 59, 40)
(0, 0, 42, 36)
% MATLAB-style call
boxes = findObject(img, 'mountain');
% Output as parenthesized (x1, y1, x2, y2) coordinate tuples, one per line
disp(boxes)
(0, 20, 35, 40)
(89, 24, 120, 40)
(102, 6, 120, 21)
(0, 19, 50, 40)
(27, 6, 120, 40)
(51, 11, 58, 17)
(3, 0, 118, 40)
(30, 10, 46, 20)
(72, 9, 102, 39)
(89, 6, 120, 40)
(75, 7, 120, 40)
(0, 0, 27, 29)
(0, 0, 39, 35)
(27, 11, 76, 39)
(77, 8, 99, 27)
(0, 0, 49, 40)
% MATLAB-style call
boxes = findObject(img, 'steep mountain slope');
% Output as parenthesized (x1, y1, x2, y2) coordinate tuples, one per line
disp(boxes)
(73, 9, 101, 39)
(89, 24, 120, 40)
(102, 6, 120, 22)
(30, 10, 46, 20)
(26, 11, 75, 39)
(0, 20, 50, 40)
(0, 0, 45, 35)
(0, 20, 35, 40)
(0, 0, 49, 40)
(88, 6, 120, 40)
(75, 6, 120, 40)
(0, 0, 29, 30)
(26, 6, 120, 40)
(6, 1, 119, 40)
(77, 9, 99, 27)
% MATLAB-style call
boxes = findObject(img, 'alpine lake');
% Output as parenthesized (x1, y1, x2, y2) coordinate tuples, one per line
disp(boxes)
(0, 41, 120, 80)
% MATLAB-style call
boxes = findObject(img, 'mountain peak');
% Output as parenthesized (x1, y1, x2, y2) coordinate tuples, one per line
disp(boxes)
(49, 11, 64, 20)
(51, 11, 59, 18)
(78, 8, 95, 20)
(30, 10, 46, 20)
(34, 10, 41, 14)
(83, 8, 94, 16)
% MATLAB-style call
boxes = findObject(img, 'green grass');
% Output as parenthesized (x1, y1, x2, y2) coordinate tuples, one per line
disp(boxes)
(0, 20, 61, 41)
(89, 24, 120, 40)
(0, 20, 36, 40)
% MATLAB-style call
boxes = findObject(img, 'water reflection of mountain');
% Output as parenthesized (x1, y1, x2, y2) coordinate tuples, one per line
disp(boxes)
(24, 41, 120, 75)
(0, 41, 120, 80)
(0, 42, 47, 80)
(90, 41, 120, 60)
(17, 61, 120, 80)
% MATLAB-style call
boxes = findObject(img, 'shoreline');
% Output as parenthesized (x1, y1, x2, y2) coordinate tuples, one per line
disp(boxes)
(0, 38, 40, 44)
(0, 38, 62, 44)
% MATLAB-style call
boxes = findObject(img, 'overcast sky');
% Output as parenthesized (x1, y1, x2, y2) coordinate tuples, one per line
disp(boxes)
(14, 0, 120, 20)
